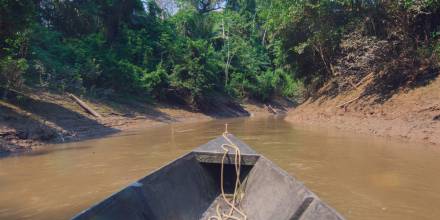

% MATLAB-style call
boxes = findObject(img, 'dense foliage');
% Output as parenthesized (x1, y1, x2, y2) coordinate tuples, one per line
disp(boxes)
(259, 0, 440, 96)
(1, 0, 440, 105)
(0, 0, 300, 106)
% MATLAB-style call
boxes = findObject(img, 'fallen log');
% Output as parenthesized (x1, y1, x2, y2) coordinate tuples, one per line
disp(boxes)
(68, 93, 102, 118)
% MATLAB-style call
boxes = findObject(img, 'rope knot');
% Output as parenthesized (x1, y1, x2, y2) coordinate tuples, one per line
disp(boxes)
(223, 123, 229, 135)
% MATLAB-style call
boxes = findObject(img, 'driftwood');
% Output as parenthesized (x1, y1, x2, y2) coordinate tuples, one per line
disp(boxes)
(0, 86, 28, 100)
(68, 93, 102, 118)
(265, 104, 277, 114)
(336, 95, 362, 108)
(355, 72, 375, 88)
(336, 72, 375, 109)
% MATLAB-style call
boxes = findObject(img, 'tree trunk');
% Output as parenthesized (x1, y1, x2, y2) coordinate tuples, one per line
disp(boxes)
(222, 19, 225, 38)
(262, 29, 267, 46)
(224, 21, 230, 86)
(2, 89, 8, 100)
(313, 43, 334, 76)
(2, 82, 10, 100)
(225, 43, 231, 86)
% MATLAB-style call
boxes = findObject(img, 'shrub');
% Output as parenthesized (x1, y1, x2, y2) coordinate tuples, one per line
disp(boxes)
(0, 57, 28, 99)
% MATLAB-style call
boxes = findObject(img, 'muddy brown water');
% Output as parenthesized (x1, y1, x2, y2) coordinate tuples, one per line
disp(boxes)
(1, 116, 440, 220)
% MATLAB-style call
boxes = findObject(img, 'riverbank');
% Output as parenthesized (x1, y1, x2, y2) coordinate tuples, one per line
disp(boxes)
(0, 88, 290, 155)
(287, 75, 440, 145)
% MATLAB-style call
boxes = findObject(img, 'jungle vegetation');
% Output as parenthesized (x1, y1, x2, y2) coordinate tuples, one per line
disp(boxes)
(1, 0, 440, 107)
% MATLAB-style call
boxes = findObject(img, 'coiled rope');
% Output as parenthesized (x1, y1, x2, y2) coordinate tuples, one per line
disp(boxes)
(209, 124, 247, 220)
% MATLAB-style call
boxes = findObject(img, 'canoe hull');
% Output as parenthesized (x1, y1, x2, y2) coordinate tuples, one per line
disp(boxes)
(72, 134, 344, 220)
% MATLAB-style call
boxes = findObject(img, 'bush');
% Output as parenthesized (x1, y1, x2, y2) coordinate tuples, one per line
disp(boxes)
(170, 39, 221, 105)
(141, 64, 169, 98)
(0, 57, 28, 99)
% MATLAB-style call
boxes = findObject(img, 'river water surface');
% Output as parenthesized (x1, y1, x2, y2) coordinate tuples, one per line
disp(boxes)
(1, 117, 440, 220)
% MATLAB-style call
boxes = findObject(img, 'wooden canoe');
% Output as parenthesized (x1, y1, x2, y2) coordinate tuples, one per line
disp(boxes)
(72, 134, 345, 220)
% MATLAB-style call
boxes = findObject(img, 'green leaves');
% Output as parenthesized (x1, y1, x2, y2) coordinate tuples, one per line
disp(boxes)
(170, 39, 221, 102)
(0, 56, 29, 94)
(141, 64, 168, 95)
(1, 0, 307, 104)
(293, 42, 310, 55)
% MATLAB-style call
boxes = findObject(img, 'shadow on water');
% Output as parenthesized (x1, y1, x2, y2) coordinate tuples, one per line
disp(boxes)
(21, 145, 94, 158)
(10, 131, 146, 159)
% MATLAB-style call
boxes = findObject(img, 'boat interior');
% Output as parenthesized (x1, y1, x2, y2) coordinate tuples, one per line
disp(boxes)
(72, 135, 343, 220)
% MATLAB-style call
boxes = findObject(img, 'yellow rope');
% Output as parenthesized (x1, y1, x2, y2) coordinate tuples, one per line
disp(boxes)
(209, 124, 247, 220)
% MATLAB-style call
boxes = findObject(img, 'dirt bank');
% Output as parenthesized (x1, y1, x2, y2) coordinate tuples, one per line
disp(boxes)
(287, 75, 440, 145)
(287, 26, 440, 146)
(0, 88, 290, 155)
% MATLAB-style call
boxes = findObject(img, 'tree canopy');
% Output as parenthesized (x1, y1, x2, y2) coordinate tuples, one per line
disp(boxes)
(1, 0, 439, 105)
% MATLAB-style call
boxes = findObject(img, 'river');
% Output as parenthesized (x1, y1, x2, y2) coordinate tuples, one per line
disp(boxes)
(0, 116, 440, 220)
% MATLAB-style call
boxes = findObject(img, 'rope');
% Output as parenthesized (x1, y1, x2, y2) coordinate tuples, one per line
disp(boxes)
(209, 124, 248, 220)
